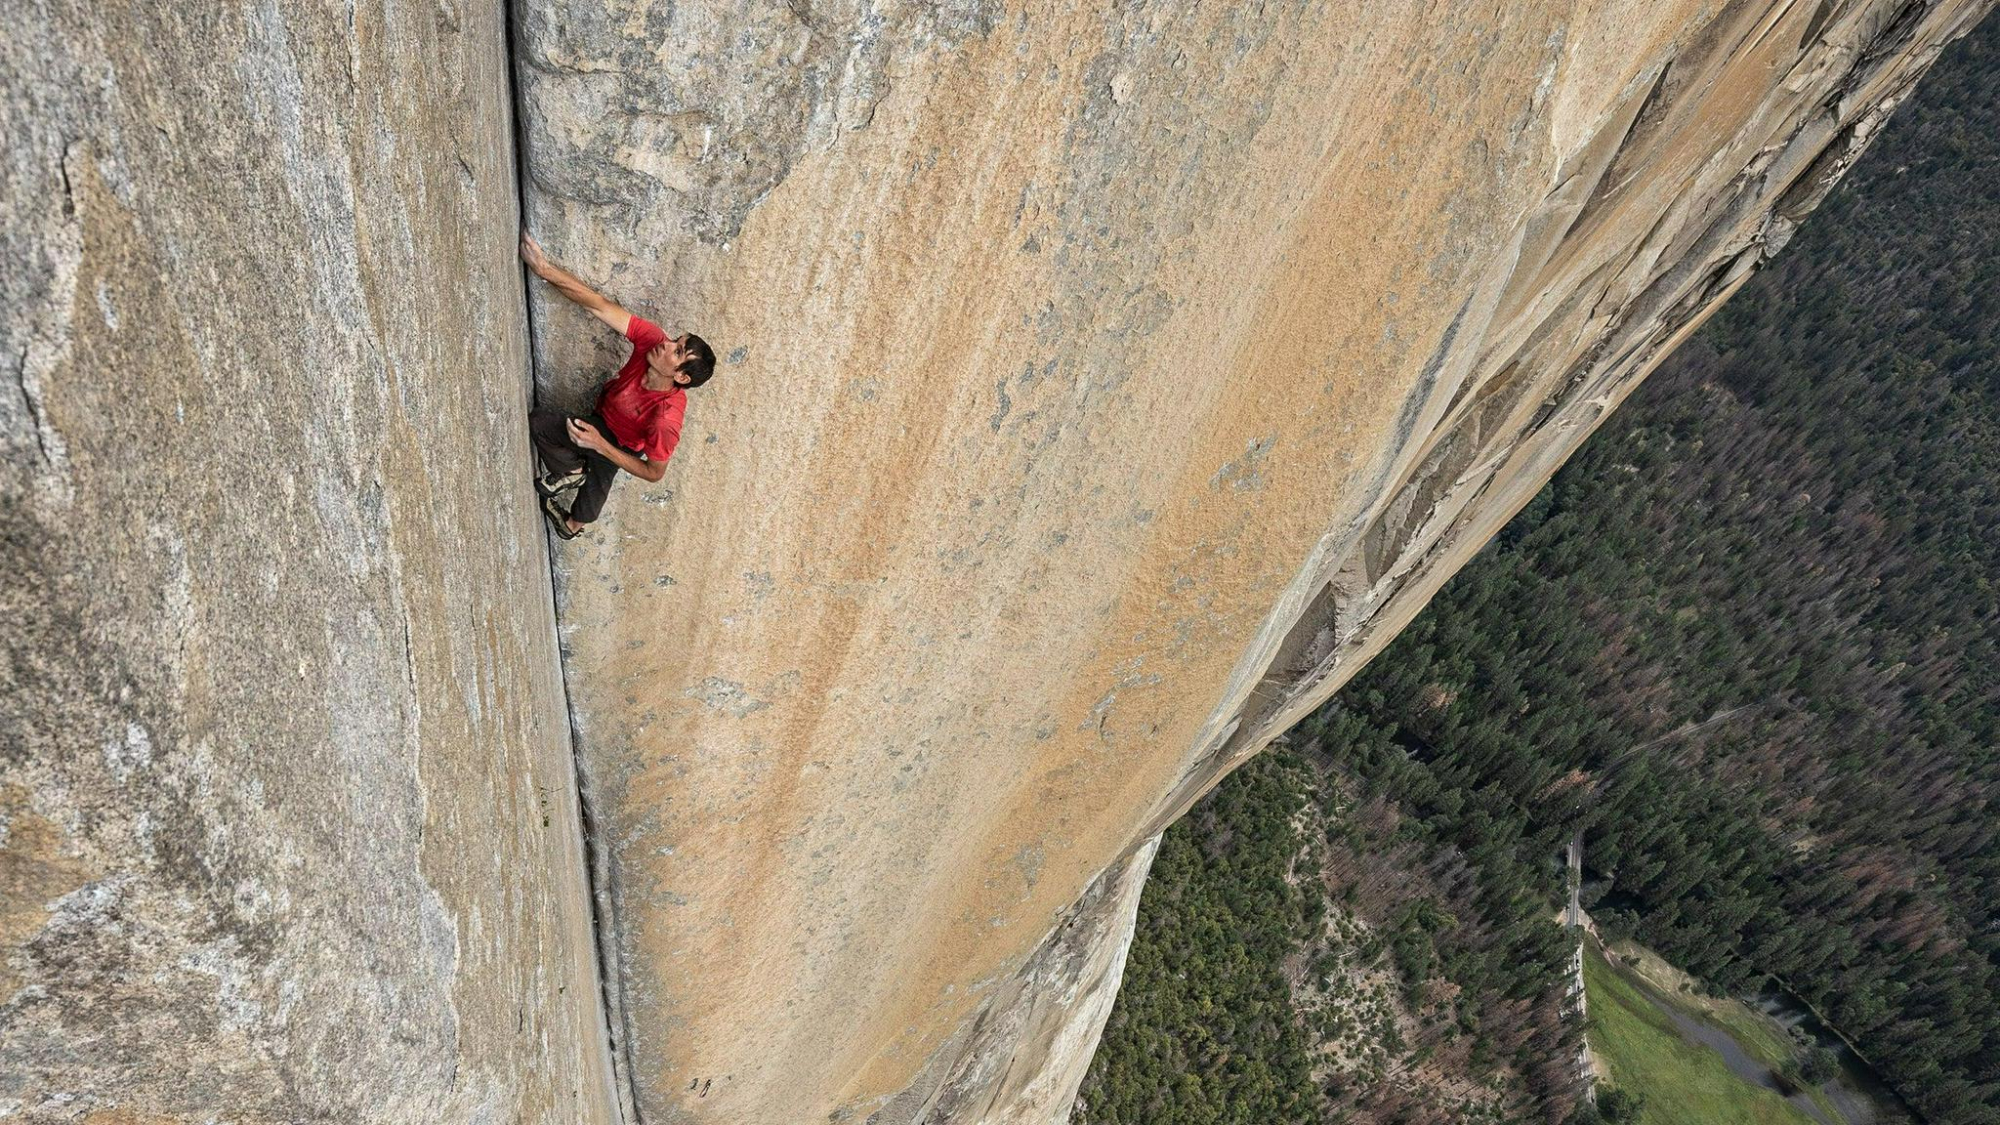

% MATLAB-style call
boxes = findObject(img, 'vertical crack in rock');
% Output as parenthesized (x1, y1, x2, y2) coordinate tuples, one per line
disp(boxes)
(503, 1, 640, 1121)
(9, 345, 51, 468)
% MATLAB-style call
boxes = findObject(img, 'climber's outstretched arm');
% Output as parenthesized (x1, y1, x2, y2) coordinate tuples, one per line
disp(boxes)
(520, 231, 633, 335)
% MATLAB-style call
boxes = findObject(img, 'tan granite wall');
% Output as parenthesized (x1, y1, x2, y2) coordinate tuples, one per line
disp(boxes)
(513, 1, 1991, 1122)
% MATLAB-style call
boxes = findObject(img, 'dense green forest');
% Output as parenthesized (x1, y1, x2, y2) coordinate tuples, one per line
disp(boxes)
(1079, 14, 1999, 1125)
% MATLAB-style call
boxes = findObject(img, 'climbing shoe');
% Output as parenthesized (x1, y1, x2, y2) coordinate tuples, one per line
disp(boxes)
(535, 468, 585, 497)
(541, 494, 584, 540)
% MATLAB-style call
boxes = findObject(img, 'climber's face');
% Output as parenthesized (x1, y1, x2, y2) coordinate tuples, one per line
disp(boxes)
(645, 334, 697, 388)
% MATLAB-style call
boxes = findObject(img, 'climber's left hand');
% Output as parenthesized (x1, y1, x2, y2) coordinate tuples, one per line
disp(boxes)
(567, 417, 609, 453)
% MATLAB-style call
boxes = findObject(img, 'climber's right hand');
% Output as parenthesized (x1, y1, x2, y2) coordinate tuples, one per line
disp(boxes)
(520, 230, 549, 275)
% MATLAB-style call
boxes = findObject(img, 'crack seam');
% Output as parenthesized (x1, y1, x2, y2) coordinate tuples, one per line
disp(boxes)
(501, 2, 644, 1121)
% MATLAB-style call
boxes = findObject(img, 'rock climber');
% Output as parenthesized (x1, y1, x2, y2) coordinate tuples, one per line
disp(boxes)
(519, 231, 716, 539)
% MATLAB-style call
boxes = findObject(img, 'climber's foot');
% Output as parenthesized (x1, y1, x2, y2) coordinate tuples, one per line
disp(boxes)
(535, 468, 585, 497)
(541, 495, 585, 540)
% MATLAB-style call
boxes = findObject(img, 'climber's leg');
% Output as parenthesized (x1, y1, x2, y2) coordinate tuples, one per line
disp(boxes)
(529, 408, 593, 499)
(530, 409, 627, 528)
(530, 409, 587, 475)
(567, 449, 622, 525)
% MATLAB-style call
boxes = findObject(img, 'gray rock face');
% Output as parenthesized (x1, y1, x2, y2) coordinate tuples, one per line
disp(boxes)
(1, 2, 614, 1121)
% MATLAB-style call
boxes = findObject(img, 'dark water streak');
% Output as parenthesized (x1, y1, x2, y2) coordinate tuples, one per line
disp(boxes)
(1602, 954, 1912, 1125)
(1751, 991, 1921, 1125)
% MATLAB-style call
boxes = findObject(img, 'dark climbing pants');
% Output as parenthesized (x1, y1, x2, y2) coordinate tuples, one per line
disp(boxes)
(529, 409, 631, 525)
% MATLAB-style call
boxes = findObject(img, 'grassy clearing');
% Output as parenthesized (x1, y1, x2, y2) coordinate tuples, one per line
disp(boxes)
(1601, 939, 1848, 1123)
(1584, 945, 1818, 1125)
(1606, 941, 1795, 1065)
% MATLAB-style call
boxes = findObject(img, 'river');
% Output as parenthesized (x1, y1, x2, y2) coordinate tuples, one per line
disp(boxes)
(1750, 991, 1922, 1125)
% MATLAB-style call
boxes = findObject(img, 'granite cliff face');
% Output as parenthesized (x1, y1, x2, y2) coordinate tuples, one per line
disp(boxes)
(2, 0, 1989, 1123)
(0, 2, 613, 1121)
(513, 2, 1990, 1123)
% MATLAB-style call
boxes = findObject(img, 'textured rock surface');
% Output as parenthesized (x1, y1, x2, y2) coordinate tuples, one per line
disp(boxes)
(0, 2, 615, 1121)
(4, 0, 1989, 1121)
(515, 1, 1992, 1122)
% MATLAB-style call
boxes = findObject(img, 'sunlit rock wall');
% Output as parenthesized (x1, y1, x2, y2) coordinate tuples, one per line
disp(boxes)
(516, 2, 1991, 1122)
(0, 2, 615, 1121)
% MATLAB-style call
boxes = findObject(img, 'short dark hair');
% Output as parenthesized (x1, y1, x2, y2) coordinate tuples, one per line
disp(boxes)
(681, 334, 717, 389)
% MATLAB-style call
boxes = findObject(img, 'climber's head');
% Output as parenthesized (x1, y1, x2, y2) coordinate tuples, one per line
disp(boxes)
(646, 332, 718, 389)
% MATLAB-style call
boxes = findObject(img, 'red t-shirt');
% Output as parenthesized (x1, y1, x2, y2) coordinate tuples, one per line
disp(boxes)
(596, 315, 685, 463)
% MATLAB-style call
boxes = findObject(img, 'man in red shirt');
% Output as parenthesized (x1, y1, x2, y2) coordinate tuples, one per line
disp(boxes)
(520, 232, 716, 538)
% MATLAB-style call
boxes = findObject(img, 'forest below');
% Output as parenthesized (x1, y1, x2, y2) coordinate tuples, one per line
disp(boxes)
(1077, 13, 1999, 1125)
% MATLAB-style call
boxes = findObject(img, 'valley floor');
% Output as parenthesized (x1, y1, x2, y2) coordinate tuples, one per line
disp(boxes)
(1585, 940, 1911, 1125)
(1586, 942, 1816, 1125)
